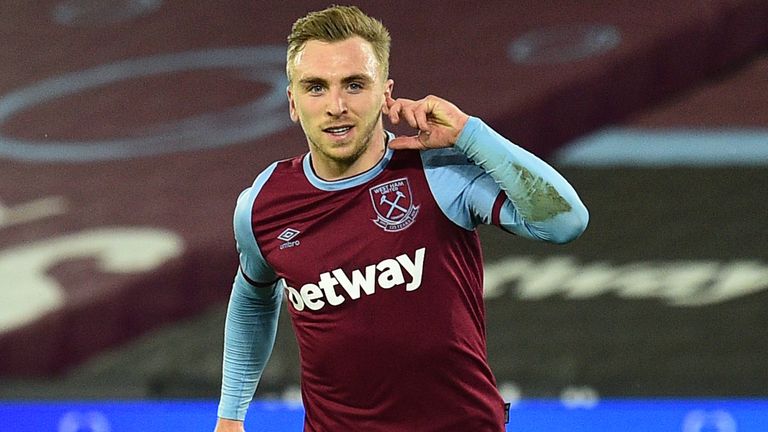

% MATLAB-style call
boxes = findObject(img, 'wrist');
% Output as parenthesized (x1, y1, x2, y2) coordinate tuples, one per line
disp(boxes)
(215, 417, 245, 432)
(452, 114, 469, 144)
(452, 116, 481, 153)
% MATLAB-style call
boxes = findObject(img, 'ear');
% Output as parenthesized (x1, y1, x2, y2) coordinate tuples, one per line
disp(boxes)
(287, 85, 299, 123)
(382, 78, 394, 113)
(384, 78, 394, 100)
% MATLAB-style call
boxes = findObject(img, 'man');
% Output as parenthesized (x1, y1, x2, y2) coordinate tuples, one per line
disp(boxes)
(215, 5, 588, 432)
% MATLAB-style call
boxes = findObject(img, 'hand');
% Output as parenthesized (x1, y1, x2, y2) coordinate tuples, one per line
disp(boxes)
(214, 418, 245, 432)
(383, 94, 470, 150)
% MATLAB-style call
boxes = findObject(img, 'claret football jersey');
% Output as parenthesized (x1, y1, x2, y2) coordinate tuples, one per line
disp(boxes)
(235, 135, 512, 431)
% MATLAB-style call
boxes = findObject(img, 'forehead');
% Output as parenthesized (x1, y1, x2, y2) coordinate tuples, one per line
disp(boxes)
(292, 36, 381, 81)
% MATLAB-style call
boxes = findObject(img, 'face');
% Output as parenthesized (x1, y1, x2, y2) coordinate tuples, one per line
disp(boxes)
(287, 37, 393, 177)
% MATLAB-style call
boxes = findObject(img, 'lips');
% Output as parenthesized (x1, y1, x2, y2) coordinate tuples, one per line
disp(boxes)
(322, 125, 353, 136)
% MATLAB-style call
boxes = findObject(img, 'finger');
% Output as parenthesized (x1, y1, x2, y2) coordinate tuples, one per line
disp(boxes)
(413, 104, 430, 132)
(418, 128, 432, 146)
(387, 135, 424, 150)
(387, 97, 404, 124)
(387, 99, 401, 124)
(385, 94, 396, 108)
(382, 94, 395, 115)
(399, 103, 420, 129)
(387, 97, 416, 125)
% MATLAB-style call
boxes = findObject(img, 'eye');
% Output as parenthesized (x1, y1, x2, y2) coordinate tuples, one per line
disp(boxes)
(348, 82, 364, 92)
(307, 84, 324, 94)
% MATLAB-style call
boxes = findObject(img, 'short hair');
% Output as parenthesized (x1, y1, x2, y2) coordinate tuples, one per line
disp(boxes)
(286, 5, 391, 82)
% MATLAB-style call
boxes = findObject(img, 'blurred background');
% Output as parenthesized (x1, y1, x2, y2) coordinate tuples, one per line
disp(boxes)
(1, 0, 767, 431)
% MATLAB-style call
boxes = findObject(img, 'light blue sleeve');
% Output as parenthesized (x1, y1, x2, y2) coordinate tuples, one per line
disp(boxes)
(233, 163, 280, 286)
(422, 117, 589, 244)
(217, 162, 283, 421)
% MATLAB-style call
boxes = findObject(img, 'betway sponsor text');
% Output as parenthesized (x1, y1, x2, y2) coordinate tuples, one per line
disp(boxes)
(284, 248, 426, 312)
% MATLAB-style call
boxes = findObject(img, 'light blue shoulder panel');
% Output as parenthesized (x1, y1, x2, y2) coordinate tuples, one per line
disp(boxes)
(233, 161, 280, 284)
(420, 147, 501, 231)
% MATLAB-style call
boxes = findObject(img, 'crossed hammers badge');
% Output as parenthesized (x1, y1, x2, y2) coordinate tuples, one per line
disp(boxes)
(369, 177, 420, 232)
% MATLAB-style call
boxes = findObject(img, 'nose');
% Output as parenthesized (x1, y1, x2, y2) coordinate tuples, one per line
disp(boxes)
(326, 88, 348, 117)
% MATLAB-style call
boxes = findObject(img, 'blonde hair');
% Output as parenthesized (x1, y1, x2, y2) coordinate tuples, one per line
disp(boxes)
(286, 5, 391, 82)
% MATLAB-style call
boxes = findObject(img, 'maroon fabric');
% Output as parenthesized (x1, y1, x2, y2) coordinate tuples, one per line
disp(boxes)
(491, 191, 507, 227)
(250, 150, 504, 431)
(2, 0, 768, 376)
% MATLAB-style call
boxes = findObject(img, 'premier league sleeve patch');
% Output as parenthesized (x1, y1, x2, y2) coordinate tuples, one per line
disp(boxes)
(368, 177, 420, 232)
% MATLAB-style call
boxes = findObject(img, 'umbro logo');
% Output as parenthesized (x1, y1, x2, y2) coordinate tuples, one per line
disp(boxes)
(278, 228, 301, 250)
(278, 228, 300, 242)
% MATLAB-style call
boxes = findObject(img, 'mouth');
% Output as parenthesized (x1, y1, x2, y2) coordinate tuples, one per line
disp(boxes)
(322, 125, 354, 137)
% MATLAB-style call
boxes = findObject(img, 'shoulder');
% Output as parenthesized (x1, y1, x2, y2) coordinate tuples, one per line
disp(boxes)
(252, 155, 304, 190)
(236, 154, 305, 210)
(235, 162, 279, 216)
(420, 147, 475, 170)
(419, 147, 483, 184)
(417, 147, 494, 230)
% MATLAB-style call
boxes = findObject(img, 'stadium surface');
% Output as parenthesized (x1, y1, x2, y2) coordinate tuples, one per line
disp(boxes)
(1, 0, 768, 408)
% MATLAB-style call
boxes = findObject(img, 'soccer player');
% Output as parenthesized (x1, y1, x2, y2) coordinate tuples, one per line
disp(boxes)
(215, 5, 588, 432)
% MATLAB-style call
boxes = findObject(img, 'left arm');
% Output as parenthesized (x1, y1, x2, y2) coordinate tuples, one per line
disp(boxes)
(385, 95, 588, 243)
(454, 116, 588, 243)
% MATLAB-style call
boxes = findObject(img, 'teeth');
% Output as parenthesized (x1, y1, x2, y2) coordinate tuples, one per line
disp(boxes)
(326, 126, 351, 134)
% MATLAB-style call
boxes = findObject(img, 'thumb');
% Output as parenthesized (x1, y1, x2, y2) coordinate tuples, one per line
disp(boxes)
(387, 135, 425, 150)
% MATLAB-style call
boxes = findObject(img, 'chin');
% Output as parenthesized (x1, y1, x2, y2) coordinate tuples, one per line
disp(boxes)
(328, 151, 362, 165)
(330, 144, 368, 163)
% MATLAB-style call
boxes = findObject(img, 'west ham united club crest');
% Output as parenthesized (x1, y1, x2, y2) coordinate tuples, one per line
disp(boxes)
(369, 177, 420, 232)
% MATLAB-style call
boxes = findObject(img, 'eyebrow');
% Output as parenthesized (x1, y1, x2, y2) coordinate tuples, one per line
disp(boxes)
(342, 74, 373, 84)
(298, 77, 327, 87)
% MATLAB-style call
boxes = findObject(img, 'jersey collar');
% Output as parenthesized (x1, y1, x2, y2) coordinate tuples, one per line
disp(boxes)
(302, 131, 395, 191)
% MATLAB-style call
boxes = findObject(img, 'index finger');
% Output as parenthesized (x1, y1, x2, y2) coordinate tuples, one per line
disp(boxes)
(385, 94, 396, 108)
(385, 97, 415, 125)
